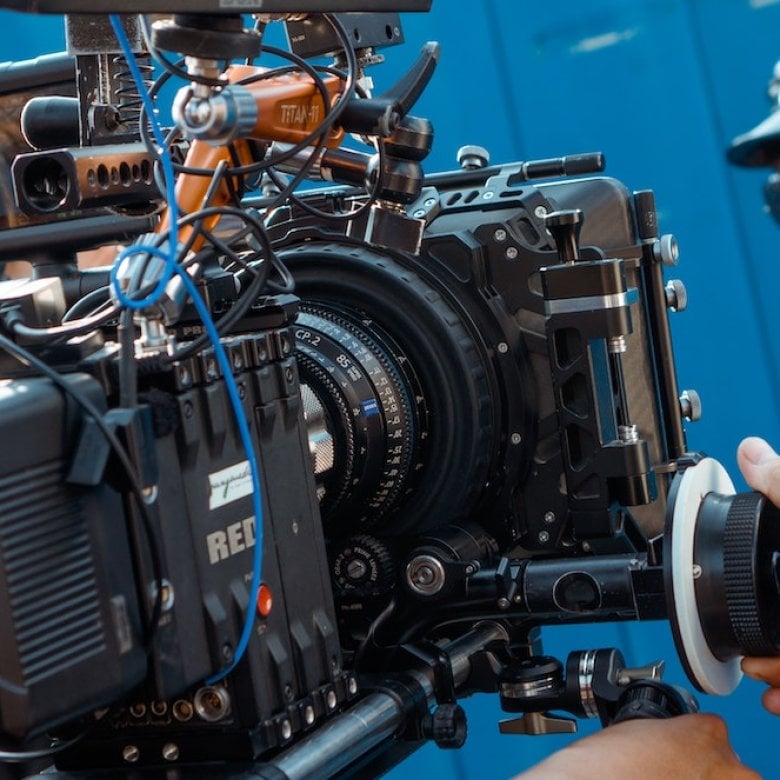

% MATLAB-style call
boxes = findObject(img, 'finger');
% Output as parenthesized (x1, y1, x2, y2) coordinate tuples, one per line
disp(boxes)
(763, 687, 780, 715)
(741, 656, 780, 686)
(737, 437, 780, 507)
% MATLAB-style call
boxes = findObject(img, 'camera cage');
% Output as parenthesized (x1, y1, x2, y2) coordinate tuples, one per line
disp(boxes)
(0, 6, 778, 779)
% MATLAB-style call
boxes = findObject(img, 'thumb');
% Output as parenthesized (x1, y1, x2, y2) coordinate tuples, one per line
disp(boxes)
(737, 437, 780, 507)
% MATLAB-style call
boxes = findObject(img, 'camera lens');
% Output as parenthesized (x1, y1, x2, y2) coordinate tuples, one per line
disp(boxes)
(283, 241, 504, 537)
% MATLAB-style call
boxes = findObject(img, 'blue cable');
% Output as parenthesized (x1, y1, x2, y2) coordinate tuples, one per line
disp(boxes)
(110, 14, 178, 311)
(109, 15, 265, 682)
(174, 265, 265, 684)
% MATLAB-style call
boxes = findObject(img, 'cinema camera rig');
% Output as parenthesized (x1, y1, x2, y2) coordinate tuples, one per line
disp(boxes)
(0, 3, 778, 778)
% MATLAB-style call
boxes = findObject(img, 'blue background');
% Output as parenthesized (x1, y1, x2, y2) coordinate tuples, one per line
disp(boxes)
(2, 1, 780, 777)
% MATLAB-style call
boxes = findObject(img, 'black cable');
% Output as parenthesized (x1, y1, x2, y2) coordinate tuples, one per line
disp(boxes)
(269, 50, 389, 222)
(258, 59, 374, 219)
(163, 55, 332, 179)
(107, 203, 278, 365)
(240, 253, 295, 294)
(0, 332, 164, 646)
(162, 260, 270, 362)
(139, 15, 226, 88)
(270, 136, 388, 223)
(0, 731, 87, 763)
(246, 20, 361, 210)
(62, 286, 111, 322)
(174, 204, 276, 266)
(99, 202, 282, 357)
(5, 305, 119, 343)
(198, 227, 249, 267)
(225, 144, 247, 204)
(138, 21, 355, 183)
(353, 597, 398, 671)
(174, 159, 233, 260)
(203, 215, 294, 292)
(117, 307, 137, 409)
(259, 20, 363, 183)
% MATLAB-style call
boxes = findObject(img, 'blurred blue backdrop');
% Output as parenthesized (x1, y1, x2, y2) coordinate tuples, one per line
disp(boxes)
(1, 1, 779, 777)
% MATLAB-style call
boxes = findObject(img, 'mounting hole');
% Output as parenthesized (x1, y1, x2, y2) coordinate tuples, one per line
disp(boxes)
(119, 161, 131, 186)
(21, 157, 69, 212)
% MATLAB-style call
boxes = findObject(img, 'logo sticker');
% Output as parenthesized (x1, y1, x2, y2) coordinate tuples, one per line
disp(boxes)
(209, 461, 253, 510)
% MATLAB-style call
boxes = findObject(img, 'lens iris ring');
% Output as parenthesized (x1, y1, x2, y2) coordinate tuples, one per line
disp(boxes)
(297, 327, 388, 521)
(303, 307, 417, 512)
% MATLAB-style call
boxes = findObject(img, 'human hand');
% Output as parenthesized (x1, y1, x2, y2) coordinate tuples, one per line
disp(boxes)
(736, 436, 780, 714)
(512, 714, 759, 779)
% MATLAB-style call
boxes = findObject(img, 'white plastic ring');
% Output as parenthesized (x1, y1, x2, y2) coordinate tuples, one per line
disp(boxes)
(670, 457, 743, 695)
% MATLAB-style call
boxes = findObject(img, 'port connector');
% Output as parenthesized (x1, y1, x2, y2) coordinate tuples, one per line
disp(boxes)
(193, 686, 231, 723)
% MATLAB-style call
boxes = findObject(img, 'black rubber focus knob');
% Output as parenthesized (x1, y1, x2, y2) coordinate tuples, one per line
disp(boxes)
(724, 494, 773, 653)
(694, 491, 780, 658)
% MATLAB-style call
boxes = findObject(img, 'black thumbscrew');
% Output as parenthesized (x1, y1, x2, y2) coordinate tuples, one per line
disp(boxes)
(421, 702, 468, 749)
(545, 209, 583, 264)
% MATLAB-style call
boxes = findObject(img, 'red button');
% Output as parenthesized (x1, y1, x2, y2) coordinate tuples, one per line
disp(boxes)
(257, 583, 273, 617)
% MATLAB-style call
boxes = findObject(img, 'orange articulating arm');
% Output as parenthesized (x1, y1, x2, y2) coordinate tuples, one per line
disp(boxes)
(228, 64, 345, 148)
(157, 64, 345, 250)
(157, 141, 253, 248)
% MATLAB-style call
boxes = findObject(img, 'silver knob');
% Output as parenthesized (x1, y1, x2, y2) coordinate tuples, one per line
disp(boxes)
(653, 234, 679, 267)
(680, 389, 702, 422)
(664, 279, 688, 312)
(457, 144, 490, 170)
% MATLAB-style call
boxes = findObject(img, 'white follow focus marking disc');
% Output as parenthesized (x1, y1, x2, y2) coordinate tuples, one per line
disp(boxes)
(670, 457, 742, 695)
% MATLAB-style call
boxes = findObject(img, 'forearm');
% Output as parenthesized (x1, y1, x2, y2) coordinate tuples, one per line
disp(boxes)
(511, 715, 758, 780)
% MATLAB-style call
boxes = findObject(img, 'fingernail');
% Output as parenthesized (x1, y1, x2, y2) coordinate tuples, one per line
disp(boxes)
(740, 437, 777, 466)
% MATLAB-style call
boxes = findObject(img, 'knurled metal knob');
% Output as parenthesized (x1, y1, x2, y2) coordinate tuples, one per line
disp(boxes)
(653, 234, 680, 267)
(665, 279, 688, 312)
(331, 535, 396, 597)
(421, 702, 467, 749)
(457, 145, 490, 170)
(679, 389, 702, 422)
